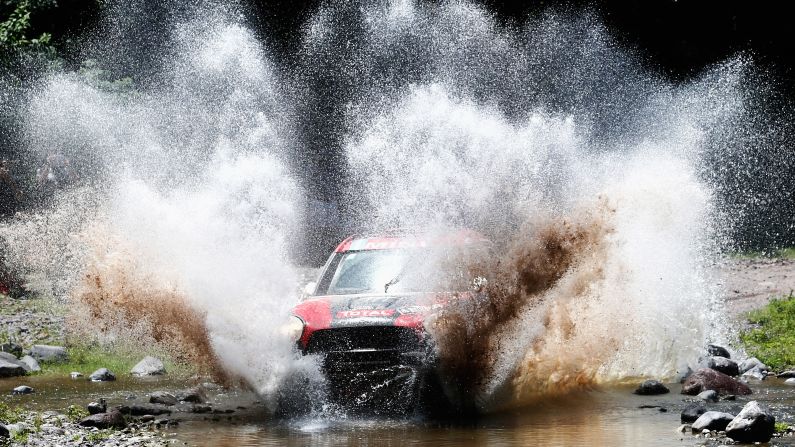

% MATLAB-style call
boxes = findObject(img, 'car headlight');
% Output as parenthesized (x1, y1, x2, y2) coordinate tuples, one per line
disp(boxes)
(281, 315, 305, 342)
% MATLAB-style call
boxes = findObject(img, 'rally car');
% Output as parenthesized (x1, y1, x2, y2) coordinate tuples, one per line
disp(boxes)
(283, 229, 489, 414)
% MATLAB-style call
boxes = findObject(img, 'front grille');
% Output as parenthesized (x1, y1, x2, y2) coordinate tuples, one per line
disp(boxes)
(306, 326, 422, 354)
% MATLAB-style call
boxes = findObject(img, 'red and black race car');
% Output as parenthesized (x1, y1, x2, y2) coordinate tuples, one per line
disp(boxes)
(283, 229, 489, 414)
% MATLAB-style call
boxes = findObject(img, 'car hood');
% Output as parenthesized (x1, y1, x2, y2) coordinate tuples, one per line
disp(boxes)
(292, 292, 472, 347)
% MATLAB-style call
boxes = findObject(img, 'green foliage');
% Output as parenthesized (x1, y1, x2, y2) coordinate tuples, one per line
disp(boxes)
(733, 247, 795, 260)
(41, 342, 138, 377)
(775, 421, 790, 433)
(85, 429, 112, 441)
(741, 293, 795, 370)
(11, 430, 28, 443)
(0, 0, 53, 53)
(65, 404, 88, 422)
(31, 412, 42, 432)
(40, 341, 195, 378)
(0, 402, 25, 424)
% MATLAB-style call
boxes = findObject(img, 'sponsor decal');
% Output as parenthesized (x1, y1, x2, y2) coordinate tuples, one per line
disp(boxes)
(336, 309, 396, 319)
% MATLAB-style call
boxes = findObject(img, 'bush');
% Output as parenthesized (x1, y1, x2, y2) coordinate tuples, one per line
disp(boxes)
(741, 293, 795, 370)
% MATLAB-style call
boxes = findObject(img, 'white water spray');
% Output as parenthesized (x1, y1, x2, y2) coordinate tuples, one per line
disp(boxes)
(0, 0, 767, 411)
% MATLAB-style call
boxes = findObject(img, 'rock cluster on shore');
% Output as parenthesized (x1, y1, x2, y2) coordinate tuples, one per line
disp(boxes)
(1, 408, 172, 446)
(636, 343, 785, 444)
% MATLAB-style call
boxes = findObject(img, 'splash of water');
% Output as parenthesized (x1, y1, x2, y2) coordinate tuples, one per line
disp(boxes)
(0, 0, 780, 414)
(1, 11, 314, 403)
(330, 2, 736, 409)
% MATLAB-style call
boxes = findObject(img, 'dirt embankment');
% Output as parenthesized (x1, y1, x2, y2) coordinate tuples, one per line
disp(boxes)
(717, 258, 795, 318)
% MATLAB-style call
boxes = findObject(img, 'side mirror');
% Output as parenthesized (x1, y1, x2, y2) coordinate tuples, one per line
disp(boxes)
(303, 281, 317, 297)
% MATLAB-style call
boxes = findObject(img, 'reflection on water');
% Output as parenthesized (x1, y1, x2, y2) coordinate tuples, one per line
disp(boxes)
(4, 377, 795, 446)
(168, 385, 738, 447)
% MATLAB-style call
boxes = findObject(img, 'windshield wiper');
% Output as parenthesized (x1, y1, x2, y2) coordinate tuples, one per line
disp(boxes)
(384, 273, 401, 293)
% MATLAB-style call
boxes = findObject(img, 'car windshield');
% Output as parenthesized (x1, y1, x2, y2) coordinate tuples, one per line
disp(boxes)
(317, 247, 483, 295)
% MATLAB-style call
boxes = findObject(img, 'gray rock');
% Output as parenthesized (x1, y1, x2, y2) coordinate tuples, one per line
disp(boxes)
(12, 385, 33, 394)
(785, 378, 795, 386)
(29, 345, 68, 363)
(707, 344, 731, 359)
(681, 403, 707, 423)
(681, 368, 752, 395)
(698, 390, 719, 402)
(2, 423, 28, 438)
(700, 356, 740, 376)
(149, 391, 178, 406)
(633, 379, 669, 395)
(191, 404, 212, 413)
(78, 410, 126, 429)
(742, 366, 766, 381)
(131, 356, 166, 376)
(118, 404, 172, 416)
(89, 368, 116, 382)
(778, 370, 795, 378)
(140, 414, 155, 422)
(19, 355, 40, 372)
(70, 371, 82, 379)
(0, 352, 18, 362)
(87, 399, 107, 415)
(725, 400, 775, 443)
(739, 357, 768, 374)
(0, 423, 8, 438)
(691, 411, 736, 432)
(178, 386, 207, 403)
(0, 358, 26, 377)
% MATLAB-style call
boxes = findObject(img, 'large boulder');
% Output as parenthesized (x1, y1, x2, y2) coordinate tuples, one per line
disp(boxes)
(739, 357, 768, 374)
(742, 366, 766, 381)
(87, 399, 107, 415)
(149, 391, 178, 406)
(681, 403, 707, 423)
(19, 355, 40, 372)
(633, 380, 669, 395)
(700, 356, 740, 376)
(707, 344, 731, 358)
(725, 400, 775, 443)
(681, 368, 752, 396)
(78, 410, 126, 429)
(89, 368, 116, 382)
(29, 345, 68, 363)
(0, 423, 8, 438)
(0, 353, 33, 373)
(178, 386, 207, 404)
(0, 352, 19, 362)
(691, 411, 736, 432)
(697, 390, 718, 402)
(0, 358, 26, 377)
(131, 356, 166, 376)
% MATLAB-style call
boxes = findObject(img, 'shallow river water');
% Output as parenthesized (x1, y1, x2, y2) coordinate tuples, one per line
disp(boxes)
(4, 375, 795, 446)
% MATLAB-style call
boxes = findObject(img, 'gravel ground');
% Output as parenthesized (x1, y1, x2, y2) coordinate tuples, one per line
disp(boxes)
(1, 411, 172, 446)
(717, 258, 795, 318)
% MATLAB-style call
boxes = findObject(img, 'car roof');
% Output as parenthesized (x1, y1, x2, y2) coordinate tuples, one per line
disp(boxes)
(334, 228, 489, 253)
